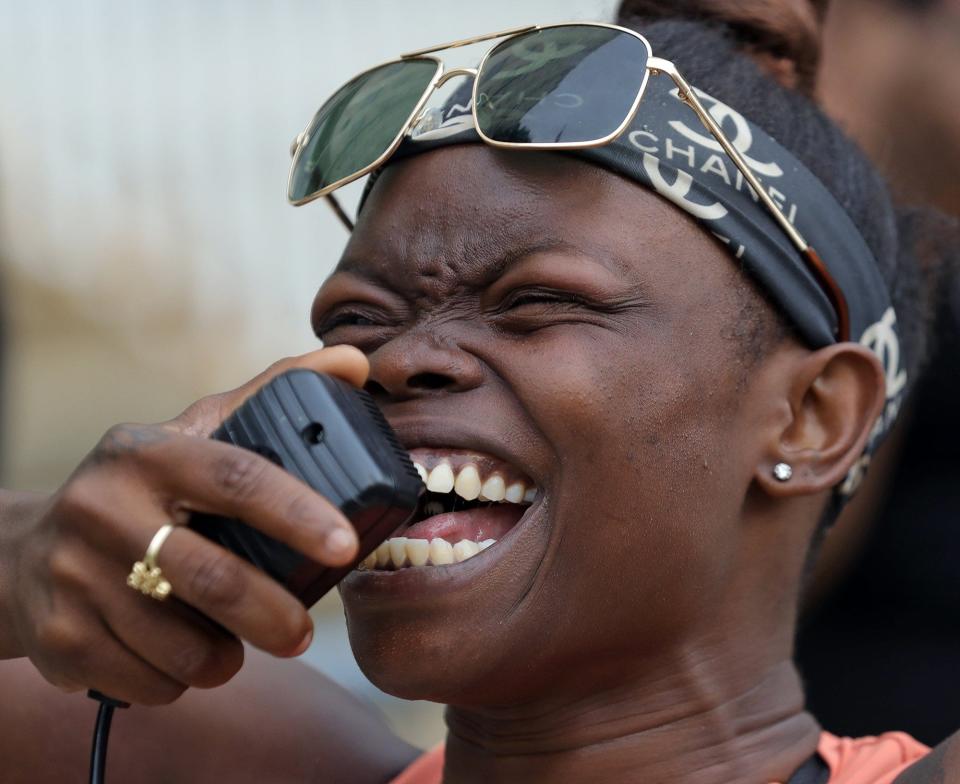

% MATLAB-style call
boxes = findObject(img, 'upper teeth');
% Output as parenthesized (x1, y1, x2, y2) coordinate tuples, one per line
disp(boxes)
(480, 474, 505, 501)
(424, 462, 455, 493)
(415, 460, 537, 505)
(354, 457, 539, 573)
(454, 464, 481, 500)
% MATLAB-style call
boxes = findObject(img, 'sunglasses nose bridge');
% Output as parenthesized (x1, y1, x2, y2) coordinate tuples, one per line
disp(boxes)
(408, 66, 478, 133)
(435, 66, 478, 89)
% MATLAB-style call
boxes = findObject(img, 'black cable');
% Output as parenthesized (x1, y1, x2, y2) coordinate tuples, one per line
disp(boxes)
(88, 690, 129, 784)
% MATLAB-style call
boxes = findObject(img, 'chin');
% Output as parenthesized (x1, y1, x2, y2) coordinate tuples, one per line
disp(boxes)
(338, 446, 557, 704)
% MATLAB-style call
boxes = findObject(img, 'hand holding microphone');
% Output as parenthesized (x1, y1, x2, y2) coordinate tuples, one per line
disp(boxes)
(0, 346, 369, 705)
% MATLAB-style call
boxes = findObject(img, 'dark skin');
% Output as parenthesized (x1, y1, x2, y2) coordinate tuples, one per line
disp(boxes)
(2, 144, 955, 782)
(321, 146, 883, 783)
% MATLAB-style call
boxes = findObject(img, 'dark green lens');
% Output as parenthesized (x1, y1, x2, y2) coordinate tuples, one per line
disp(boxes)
(288, 59, 437, 202)
(475, 26, 649, 145)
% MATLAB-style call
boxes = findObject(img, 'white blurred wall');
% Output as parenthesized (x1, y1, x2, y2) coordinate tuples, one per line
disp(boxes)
(0, 0, 617, 487)
(0, 0, 617, 747)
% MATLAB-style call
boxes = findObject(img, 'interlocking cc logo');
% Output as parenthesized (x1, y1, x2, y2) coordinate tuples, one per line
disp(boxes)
(860, 306, 907, 403)
(667, 87, 784, 178)
(839, 307, 906, 497)
(641, 153, 728, 220)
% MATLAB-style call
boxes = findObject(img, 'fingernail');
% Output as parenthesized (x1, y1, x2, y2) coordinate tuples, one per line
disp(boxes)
(325, 527, 356, 558)
(291, 628, 313, 657)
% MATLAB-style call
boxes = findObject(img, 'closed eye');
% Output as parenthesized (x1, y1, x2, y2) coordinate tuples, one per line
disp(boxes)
(324, 311, 377, 329)
(499, 288, 589, 311)
(489, 284, 648, 335)
(314, 306, 390, 341)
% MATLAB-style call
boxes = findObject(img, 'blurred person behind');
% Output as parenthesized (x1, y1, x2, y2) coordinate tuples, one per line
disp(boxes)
(796, 0, 960, 746)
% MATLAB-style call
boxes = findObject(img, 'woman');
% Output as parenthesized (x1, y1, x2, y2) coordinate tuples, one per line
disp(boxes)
(0, 3, 955, 782)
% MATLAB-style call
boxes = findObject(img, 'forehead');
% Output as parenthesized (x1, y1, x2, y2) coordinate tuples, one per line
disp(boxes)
(336, 145, 731, 291)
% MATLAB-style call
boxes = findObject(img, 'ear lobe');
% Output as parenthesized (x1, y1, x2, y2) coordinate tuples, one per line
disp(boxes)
(756, 343, 887, 498)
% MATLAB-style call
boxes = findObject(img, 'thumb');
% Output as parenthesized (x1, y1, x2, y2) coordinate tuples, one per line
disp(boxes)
(169, 345, 370, 437)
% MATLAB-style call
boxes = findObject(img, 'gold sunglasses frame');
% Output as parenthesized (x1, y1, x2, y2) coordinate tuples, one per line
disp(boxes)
(288, 21, 850, 341)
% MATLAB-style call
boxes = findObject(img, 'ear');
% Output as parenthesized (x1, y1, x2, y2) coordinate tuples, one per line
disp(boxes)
(755, 343, 887, 498)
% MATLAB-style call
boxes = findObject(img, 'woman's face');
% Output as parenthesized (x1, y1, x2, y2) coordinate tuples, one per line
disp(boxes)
(313, 145, 795, 706)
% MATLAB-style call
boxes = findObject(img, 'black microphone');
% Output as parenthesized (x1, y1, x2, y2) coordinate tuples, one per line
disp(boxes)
(86, 370, 422, 781)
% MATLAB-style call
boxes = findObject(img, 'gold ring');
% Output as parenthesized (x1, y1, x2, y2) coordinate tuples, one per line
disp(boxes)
(127, 524, 176, 600)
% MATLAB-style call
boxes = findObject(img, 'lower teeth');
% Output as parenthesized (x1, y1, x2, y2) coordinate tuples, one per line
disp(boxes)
(359, 537, 496, 570)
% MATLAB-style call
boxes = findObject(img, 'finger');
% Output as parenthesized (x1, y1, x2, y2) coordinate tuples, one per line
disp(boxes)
(172, 345, 370, 437)
(33, 606, 187, 706)
(83, 633, 188, 706)
(98, 559, 245, 689)
(150, 435, 358, 565)
(152, 526, 315, 657)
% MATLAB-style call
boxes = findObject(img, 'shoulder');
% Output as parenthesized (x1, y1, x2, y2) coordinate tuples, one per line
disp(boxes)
(818, 731, 931, 784)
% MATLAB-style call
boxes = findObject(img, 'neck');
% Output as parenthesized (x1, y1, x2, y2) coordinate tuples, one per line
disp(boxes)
(441, 653, 820, 784)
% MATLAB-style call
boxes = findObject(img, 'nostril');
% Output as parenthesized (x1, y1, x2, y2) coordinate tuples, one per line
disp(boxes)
(364, 379, 388, 397)
(407, 372, 453, 390)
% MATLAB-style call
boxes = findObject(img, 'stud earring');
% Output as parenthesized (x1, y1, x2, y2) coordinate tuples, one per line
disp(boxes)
(773, 463, 793, 482)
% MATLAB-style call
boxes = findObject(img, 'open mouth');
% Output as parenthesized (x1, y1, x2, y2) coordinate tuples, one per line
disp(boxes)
(357, 448, 537, 571)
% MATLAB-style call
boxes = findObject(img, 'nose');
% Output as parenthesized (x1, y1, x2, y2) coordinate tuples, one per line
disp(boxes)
(365, 330, 484, 401)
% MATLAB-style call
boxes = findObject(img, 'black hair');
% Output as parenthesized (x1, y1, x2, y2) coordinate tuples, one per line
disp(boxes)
(632, 10, 953, 440)
(625, 16, 939, 384)
(615, 9, 958, 531)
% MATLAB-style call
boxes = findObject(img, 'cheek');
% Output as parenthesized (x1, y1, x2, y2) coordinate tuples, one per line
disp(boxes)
(508, 326, 748, 643)
(513, 324, 738, 483)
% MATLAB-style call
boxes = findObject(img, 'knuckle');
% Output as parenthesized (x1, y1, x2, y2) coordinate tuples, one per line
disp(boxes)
(47, 547, 88, 589)
(175, 395, 224, 438)
(56, 478, 102, 523)
(53, 479, 124, 547)
(35, 616, 86, 660)
(212, 451, 269, 503)
(97, 423, 143, 460)
(88, 423, 170, 468)
(183, 549, 246, 610)
(169, 643, 221, 686)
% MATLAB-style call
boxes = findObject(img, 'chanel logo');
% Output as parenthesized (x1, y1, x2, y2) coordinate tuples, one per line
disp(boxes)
(860, 306, 907, 403)
(641, 153, 728, 220)
(667, 87, 784, 179)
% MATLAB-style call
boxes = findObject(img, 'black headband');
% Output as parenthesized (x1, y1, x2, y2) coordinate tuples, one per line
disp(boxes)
(359, 76, 906, 499)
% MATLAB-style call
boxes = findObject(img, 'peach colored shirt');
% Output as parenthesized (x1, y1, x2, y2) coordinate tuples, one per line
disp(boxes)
(390, 732, 930, 784)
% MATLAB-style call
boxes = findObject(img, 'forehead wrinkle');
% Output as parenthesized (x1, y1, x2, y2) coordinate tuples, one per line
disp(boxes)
(337, 228, 632, 300)
(342, 199, 636, 291)
(341, 146, 552, 275)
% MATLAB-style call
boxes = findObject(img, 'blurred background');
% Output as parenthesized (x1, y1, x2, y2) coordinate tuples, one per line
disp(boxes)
(1, 0, 958, 753)
(0, 0, 620, 749)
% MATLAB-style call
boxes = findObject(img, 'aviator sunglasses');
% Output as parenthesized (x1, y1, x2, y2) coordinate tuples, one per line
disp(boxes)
(287, 22, 850, 341)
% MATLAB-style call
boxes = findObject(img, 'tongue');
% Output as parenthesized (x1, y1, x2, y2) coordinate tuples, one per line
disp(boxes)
(402, 505, 525, 543)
